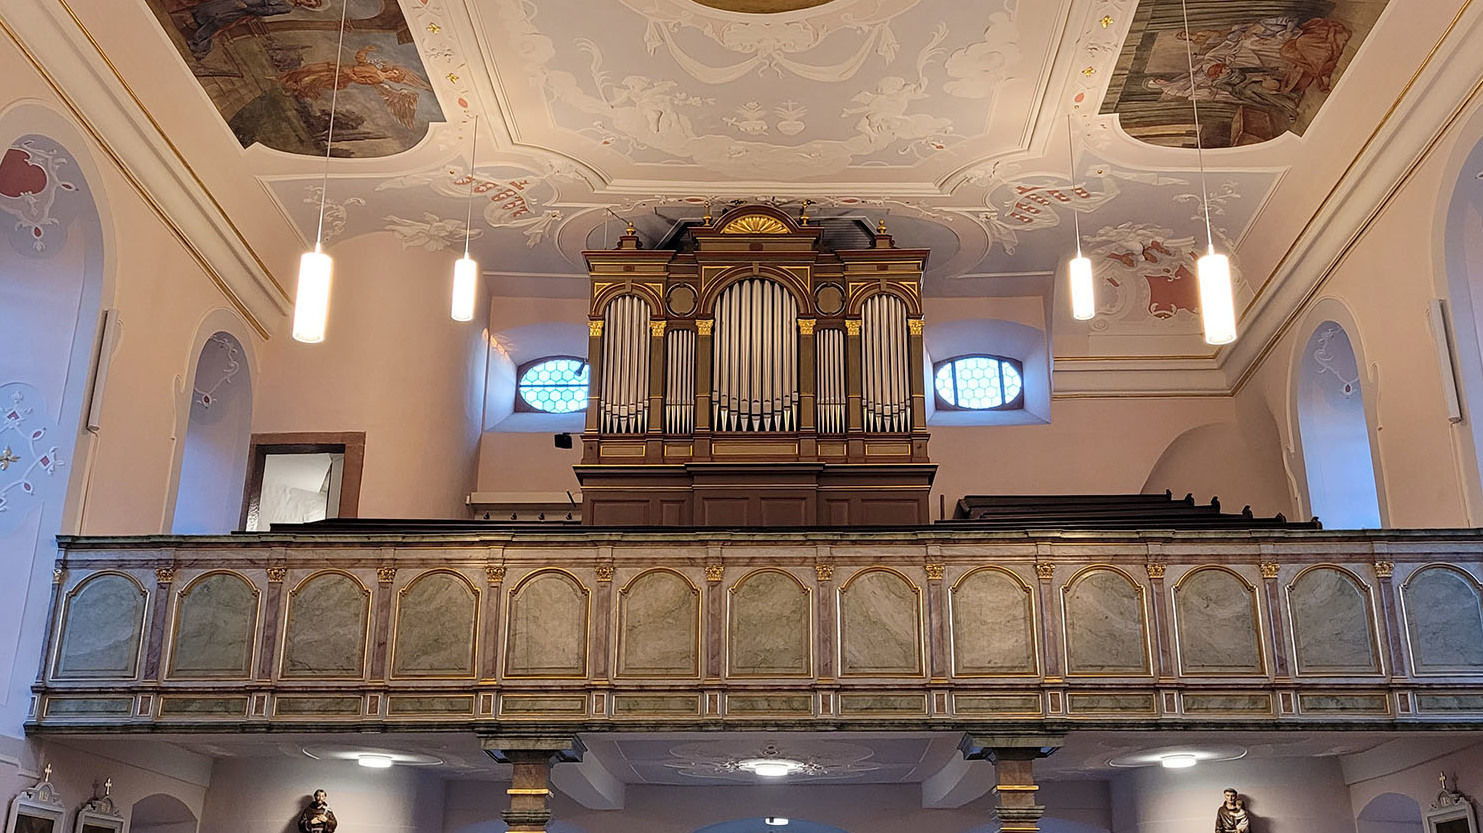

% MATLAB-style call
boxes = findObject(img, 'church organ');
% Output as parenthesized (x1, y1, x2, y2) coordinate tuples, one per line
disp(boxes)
(577, 205, 935, 527)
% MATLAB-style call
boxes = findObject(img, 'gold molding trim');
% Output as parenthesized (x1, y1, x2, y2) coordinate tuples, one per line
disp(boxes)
(589, 321, 604, 336)
(719, 214, 789, 234)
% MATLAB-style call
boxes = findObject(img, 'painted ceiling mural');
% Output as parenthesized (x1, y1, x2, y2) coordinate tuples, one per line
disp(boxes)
(143, 0, 443, 156)
(1100, 0, 1391, 148)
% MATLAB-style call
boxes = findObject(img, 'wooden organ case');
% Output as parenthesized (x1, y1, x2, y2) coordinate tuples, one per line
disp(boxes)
(576, 204, 936, 526)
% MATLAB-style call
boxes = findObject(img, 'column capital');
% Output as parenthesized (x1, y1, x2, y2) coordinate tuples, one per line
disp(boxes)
(958, 734, 1064, 762)
(481, 735, 587, 764)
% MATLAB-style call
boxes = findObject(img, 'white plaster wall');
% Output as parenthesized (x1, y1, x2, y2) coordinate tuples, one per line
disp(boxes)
(1343, 738, 1483, 831)
(199, 757, 445, 833)
(1110, 757, 1358, 833)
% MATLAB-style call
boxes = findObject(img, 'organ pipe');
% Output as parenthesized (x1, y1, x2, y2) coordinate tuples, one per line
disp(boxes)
(817, 328, 845, 434)
(711, 278, 799, 432)
(665, 328, 696, 434)
(600, 295, 650, 434)
(862, 293, 910, 433)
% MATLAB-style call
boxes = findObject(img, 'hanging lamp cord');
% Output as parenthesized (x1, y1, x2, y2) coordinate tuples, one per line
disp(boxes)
(464, 115, 478, 259)
(1066, 113, 1082, 259)
(1178, 0, 1216, 255)
(313, 0, 351, 251)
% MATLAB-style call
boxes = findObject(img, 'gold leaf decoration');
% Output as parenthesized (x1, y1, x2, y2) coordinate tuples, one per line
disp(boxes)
(720, 215, 789, 235)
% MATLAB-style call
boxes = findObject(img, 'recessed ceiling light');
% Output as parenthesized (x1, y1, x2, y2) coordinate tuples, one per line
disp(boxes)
(765, 818, 789, 826)
(1160, 754, 1197, 769)
(740, 758, 802, 778)
(357, 754, 394, 769)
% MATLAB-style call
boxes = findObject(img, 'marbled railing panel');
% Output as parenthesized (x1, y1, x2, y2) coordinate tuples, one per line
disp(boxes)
(1173, 567, 1264, 675)
(391, 570, 477, 678)
(1062, 567, 1149, 675)
(53, 572, 147, 679)
(1288, 566, 1380, 675)
(1401, 565, 1483, 673)
(728, 568, 811, 677)
(506, 569, 589, 678)
(281, 571, 370, 679)
(617, 569, 700, 678)
(168, 571, 259, 678)
(950, 567, 1036, 675)
(839, 568, 923, 677)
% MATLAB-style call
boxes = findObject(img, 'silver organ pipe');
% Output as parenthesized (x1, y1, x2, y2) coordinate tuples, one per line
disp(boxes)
(862, 293, 910, 433)
(600, 295, 651, 434)
(711, 278, 798, 432)
(817, 328, 845, 434)
(665, 327, 695, 434)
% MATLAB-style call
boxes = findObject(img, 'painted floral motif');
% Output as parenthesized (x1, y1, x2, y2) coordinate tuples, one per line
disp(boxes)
(0, 141, 77, 253)
(0, 387, 65, 518)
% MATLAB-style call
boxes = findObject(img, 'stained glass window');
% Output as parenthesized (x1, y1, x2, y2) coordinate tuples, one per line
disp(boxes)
(933, 355, 1023, 410)
(518, 358, 589, 414)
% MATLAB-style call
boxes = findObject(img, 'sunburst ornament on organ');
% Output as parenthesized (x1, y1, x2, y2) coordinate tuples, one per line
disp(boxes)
(719, 214, 789, 235)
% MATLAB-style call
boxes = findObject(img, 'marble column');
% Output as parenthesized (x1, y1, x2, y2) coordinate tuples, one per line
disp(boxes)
(482, 564, 505, 680)
(593, 560, 614, 681)
(1259, 560, 1290, 678)
(370, 565, 397, 681)
(1034, 561, 1061, 679)
(483, 737, 585, 833)
(925, 561, 947, 681)
(142, 563, 175, 680)
(959, 734, 1062, 833)
(258, 565, 287, 680)
(815, 560, 836, 680)
(1145, 562, 1173, 679)
(1372, 560, 1408, 677)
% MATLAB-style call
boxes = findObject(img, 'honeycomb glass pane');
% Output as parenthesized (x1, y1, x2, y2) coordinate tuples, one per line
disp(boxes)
(519, 359, 590, 413)
(932, 356, 1024, 411)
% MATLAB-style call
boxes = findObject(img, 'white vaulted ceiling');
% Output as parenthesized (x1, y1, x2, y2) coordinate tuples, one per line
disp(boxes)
(11, 0, 1476, 390)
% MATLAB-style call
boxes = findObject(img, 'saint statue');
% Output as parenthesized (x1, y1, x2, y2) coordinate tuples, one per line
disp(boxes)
(298, 789, 338, 833)
(1216, 787, 1251, 833)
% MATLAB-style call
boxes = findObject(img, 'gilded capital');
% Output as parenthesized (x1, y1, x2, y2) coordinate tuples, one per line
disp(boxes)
(266, 567, 288, 583)
(486, 565, 506, 586)
(798, 318, 817, 336)
(845, 319, 861, 337)
(154, 566, 176, 585)
(1374, 560, 1395, 579)
(1259, 561, 1280, 579)
(595, 564, 615, 582)
(815, 564, 834, 582)
(377, 566, 398, 584)
(697, 319, 714, 336)
(1034, 562, 1055, 581)
(649, 320, 666, 337)
(908, 318, 925, 336)
(1145, 562, 1166, 580)
(52, 566, 64, 585)
(705, 564, 724, 583)
(588, 320, 604, 337)
(925, 563, 945, 581)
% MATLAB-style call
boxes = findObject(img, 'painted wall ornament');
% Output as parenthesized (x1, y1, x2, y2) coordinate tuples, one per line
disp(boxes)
(142, 0, 444, 156)
(1101, 0, 1391, 148)
(0, 385, 65, 528)
(0, 140, 78, 254)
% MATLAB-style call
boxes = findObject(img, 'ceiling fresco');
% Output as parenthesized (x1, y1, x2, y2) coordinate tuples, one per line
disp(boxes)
(1100, 0, 1391, 148)
(143, 0, 442, 156)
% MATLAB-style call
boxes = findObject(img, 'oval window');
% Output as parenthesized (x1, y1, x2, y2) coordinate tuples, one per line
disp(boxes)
(518, 358, 590, 414)
(933, 355, 1024, 410)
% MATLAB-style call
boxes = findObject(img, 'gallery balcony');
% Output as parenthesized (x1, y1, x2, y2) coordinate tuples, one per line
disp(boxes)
(29, 520, 1483, 735)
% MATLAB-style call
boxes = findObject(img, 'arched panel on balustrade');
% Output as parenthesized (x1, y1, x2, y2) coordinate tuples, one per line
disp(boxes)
(1173, 567, 1265, 675)
(53, 571, 148, 680)
(1061, 566, 1151, 676)
(617, 568, 700, 678)
(838, 567, 923, 677)
(168, 571, 260, 679)
(281, 570, 371, 679)
(1287, 565, 1381, 675)
(949, 567, 1037, 676)
(391, 570, 478, 678)
(728, 568, 812, 678)
(505, 569, 590, 678)
(1401, 565, 1483, 674)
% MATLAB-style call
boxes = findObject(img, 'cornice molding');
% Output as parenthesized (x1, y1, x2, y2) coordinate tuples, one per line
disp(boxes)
(0, 0, 291, 339)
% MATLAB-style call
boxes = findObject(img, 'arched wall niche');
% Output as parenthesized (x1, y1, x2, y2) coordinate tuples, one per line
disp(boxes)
(922, 318, 1049, 426)
(390, 569, 478, 678)
(837, 567, 923, 677)
(505, 568, 590, 678)
(1141, 412, 1293, 519)
(1060, 566, 1150, 676)
(0, 99, 115, 734)
(1400, 564, 1483, 674)
(168, 320, 255, 534)
(1286, 565, 1381, 675)
(616, 567, 700, 678)
(129, 792, 198, 833)
(1436, 96, 1483, 516)
(728, 568, 812, 677)
(1287, 302, 1385, 528)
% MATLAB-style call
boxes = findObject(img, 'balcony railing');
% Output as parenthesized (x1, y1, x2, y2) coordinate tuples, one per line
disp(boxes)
(31, 526, 1483, 732)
